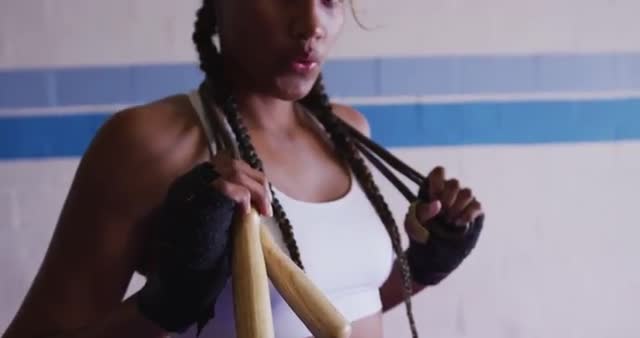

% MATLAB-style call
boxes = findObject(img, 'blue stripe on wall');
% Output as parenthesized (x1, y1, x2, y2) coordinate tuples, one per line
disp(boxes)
(0, 114, 108, 159)
(363, 99, 640, 147)
(2, 53, 640, 109)
(0, 65, 204, 108)
(1, 99, 639, 160)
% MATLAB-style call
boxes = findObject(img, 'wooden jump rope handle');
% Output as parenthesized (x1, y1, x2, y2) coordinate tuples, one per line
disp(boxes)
(231, 209, 275, 338)
(260, 225, 352, 338)
(231, 209, 351, 338)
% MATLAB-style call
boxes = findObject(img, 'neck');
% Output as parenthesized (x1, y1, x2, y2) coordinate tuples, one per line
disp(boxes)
(220, 51, 300, 132)
(232, 90, 299, 132)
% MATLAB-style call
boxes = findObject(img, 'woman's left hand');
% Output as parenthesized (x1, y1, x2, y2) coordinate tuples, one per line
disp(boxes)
(404, 166, 485, 286)
(415, 166, 484, 233)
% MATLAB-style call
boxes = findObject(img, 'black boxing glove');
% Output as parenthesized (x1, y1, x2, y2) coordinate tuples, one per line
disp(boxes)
(404, 187, 484, 286)
(137, 162, 236, 334)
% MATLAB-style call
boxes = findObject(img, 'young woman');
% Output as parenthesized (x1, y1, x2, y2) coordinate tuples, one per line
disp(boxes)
(3, 0, 484, 337)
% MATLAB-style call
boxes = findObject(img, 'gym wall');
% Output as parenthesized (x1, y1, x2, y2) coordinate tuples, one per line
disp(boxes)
(1, 0, 639, 337)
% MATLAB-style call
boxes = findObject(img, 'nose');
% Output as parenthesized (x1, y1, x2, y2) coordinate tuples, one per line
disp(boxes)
(290, 0, 325, 43)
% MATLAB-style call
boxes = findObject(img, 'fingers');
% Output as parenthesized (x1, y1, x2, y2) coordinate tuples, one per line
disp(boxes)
(441, 179, 460, 209)
(212, 153, 267, 188)
(210, 153, 272, 217)
(415, 200, 442, 224)
(423, 166, 483, 226)
(454, 199, 483, 226)
(229, 157, 269, 191)
(447, 188, 474, 222)
(425, 166, 460, 212)
(213, 180, 253, 215)
(224, 171, 273, 217)
(425, 166, 446, 201)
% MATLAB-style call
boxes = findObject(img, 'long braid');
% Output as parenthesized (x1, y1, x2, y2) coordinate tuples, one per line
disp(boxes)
(220, 99, 305, 269)
(192, 0, 304, 269)
(192, 1, 221, 90)
(302, 76, 420, 338)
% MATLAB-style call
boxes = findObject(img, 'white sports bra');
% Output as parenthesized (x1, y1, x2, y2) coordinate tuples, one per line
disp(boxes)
(177, 89, 395, 338)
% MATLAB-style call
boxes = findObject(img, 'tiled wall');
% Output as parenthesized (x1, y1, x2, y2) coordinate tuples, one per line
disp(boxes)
(1, 0, 640, 337)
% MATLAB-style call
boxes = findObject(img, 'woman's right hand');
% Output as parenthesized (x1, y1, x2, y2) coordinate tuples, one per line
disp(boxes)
(137, 154, 272, 334)
(209, 152, 273, 218)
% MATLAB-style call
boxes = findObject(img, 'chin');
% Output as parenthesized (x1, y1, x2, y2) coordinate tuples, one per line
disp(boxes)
(272, 73, 320, 101)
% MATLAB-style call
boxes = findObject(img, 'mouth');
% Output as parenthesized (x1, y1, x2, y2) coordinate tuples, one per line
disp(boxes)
(287, 53, 320, 75)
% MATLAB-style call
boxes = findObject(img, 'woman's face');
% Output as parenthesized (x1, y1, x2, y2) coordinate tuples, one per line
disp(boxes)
(216, 0, 346, 101)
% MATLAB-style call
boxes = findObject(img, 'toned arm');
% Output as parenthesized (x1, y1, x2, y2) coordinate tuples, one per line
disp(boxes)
(2, 97, 209, 338)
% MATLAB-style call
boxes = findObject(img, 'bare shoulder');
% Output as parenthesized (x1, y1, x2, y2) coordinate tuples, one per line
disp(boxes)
(78, 93, 212, 219)
(331, 102, 371, 137)
(106, 95, 198, 155)
(95, 94, 204, 180)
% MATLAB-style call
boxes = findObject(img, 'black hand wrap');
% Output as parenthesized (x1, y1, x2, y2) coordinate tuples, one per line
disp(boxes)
(137, 162, 236, 334)
(406, 187, 484, 286)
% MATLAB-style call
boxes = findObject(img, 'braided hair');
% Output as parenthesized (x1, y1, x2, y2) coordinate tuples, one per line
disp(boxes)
(192, 1, 419, 336)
